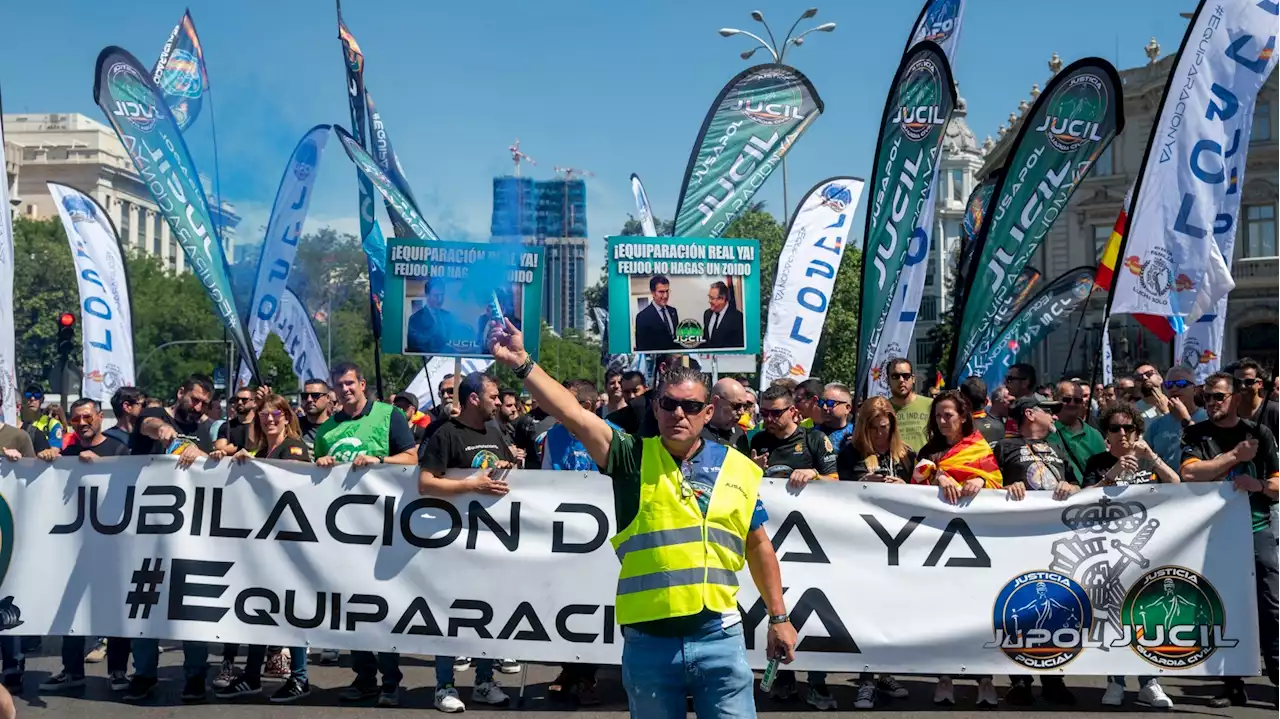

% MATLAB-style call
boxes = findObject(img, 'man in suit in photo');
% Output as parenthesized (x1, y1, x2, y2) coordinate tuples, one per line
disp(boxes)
(633, 275, 680, 351)
(406, 278, 456, 353)
(702, 280, 744, 349)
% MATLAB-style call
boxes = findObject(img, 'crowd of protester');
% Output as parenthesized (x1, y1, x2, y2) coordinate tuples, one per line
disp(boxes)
(0, 349, 1274, 713)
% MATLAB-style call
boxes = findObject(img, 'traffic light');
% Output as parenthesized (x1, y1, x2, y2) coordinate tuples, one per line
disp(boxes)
(56, 312, 76, 359)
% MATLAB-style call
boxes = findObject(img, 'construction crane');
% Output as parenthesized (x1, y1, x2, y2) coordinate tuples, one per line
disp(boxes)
(509, 138, 536, 177)
(553, 166, 595, 180)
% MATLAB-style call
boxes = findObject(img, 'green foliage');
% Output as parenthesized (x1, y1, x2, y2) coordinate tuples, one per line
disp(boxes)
(584, 215, 675, 326)
(490, 324, 603, 390)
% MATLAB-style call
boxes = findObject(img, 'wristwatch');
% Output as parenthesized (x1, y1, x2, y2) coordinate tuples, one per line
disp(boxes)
(768, 613, 790, 625)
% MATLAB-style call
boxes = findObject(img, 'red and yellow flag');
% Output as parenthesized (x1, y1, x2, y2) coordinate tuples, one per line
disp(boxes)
(917, 431, 1003, 488)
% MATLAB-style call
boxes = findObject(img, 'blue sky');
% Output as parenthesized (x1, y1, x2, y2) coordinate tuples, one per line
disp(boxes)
(3, 0, 1192, 280)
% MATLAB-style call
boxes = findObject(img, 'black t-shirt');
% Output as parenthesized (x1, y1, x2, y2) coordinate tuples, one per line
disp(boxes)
(512, 409, 557, 467)
(701, 423, 750, 455)
(973, 414, 1005, 446)
(837, 444, 917, 482)
(748, 426, 838, 478)
(260, 437, 312, 462)
(1082, 451, 1160, 487)
(995, 436, 1080, 490)
(1250, 397, 1279, 439)
(23, 424, 50, 454)
(298, 415, 324, 449)
(1182, 418, 1278, 532)
(217, 417, 252, 451)
(419, 417, 515, 474)
(130, 407, 214, 455)
(63, 435, 130, 457)
(606, 391, 659, 439)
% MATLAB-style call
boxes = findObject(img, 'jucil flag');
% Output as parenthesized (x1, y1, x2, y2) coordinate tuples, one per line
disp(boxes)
(672, 65, 823, 238)
(151, 10, 207, 132)
(48, 183, 135, 402)
(854, 41, 956, 401)
(93, 46, 258, 381)
(238, 125, 330, 388)
(366, 88, 422, 239)
(335, 126, 438, 241)
(951, 57, 1123, 382)
(963, 266, 1096, 389)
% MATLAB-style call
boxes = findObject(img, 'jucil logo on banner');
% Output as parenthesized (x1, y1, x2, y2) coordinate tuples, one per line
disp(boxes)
(108, 63, 161, 132)
(892, 56, 948, 141)
(1036, 72, 1110, 152)
(734, 68, 806, 126)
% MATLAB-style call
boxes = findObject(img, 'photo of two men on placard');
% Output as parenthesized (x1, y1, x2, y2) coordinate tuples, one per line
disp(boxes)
(630, 273, 746, 352)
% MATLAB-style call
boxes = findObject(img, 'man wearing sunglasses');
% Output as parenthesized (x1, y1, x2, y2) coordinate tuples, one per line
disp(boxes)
(1051, 380, 1104, 481)
(887, 358, 932, 451)
(22, 384, 62, 449)
(214, 387, 258, 456)
(488, 320, 796, 718)
(1232, 358, 1278, 437)
(297, 379, 332, 450)
(792, 379, 824, 429)
(816, 383, 855, 450)
(703, 378, 751, 454)
(1142, 366, 1205, 469)
(1181, 372, 1279, 705)
(1132, 363, 1168, 421)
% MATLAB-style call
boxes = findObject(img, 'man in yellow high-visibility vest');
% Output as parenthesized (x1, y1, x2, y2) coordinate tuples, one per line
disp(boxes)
(490, 320, 796, 718)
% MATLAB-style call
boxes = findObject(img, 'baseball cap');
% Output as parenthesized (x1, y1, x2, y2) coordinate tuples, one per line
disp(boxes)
(1011, 393, 1062, 416)
(393, 392, 419, 409)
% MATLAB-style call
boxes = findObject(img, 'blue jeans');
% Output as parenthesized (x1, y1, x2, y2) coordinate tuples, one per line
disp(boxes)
(435, 657, 494, 688)
(621, 620, 755, 719)
(289, 647, 308, 684)
(351, 651, 401, 689)
(132, 639, 209, 681)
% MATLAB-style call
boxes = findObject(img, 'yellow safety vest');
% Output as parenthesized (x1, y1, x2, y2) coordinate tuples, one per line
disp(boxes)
(610, 436, 762, 625)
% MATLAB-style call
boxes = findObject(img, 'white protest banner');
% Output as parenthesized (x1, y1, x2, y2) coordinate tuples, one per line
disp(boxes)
(271, 289, 328, 387)
(0, 113, 16, 425)
(1110, 0, 1277, 319)
(238, 125, 329, 388)
(760, 177, 863, 389)
(48, 183, 135, 401)
(0, 458, 1257, 676)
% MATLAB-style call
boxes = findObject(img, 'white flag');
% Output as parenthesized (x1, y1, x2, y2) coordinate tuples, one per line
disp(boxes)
(629, 174, 657, 237)
(0, 115, 15, 424)
(48, 183, 135, 402)
(1111, 0, 1276, 319)
(271, 290, 329, 389)
(760, 177, 864, 389)
(1101, 319, 1113, 385)
(238, 125, 329, 388)
(419, 356, 493, 409)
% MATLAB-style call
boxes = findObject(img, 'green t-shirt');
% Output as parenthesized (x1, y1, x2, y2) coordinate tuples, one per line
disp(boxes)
(1052, 420, 1107, 479)
(893, 395, 933, 453)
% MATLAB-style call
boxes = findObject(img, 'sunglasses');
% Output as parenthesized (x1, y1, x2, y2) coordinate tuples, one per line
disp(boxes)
(1163, 379, 1194, 390)
(657, 396, 707, 414)
(890, 372, 913, 380)
(301, 392, 327, 400)
(1107, 423, 1136, 434)
(440, 388, 455, 397)
(69, 415, 94, 425)
(22, 392, 42, 400)
(234, 396, 254, 404)
(1060, 397, 1084, 405)
(261, 409, 285, 422)
(1206, 391, 1231, 403)
(1137, 370, 1156, 380)
(1006, 375, 1028, 382)
(1236, 377, 1261, 388)
(760, 406, 794, 419)
(818, 398, 849, 410)
(727, 401, 752, 412)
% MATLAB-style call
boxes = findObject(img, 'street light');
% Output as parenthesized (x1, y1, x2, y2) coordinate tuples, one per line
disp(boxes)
(718, 8, 836, 225)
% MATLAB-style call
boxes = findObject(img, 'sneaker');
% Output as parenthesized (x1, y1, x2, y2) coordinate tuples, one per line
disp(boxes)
(1005, 680, 1034, 706)
(548, 669, 572, 694)
(576, 679, 601, 707)
(808, 681, 838, 711)
(1208, 684, 1247, 708)
(264, 649, 290, 679)
(38, 672, 85, 691)
(976, 678, 999, 708)
(213, 674, 261, 700)
(453, 656, 472, 672)
(932, 677, 954, 706)
(181, 676, 207, 703)
(1101, 681, 1126, 707)
(109, 671, 130, 692)
(84, 639, 108, 664)
(270, 677, 311, 703)
(377, 685, 399, 708)
(1137, 679, 1173, 709)
(877, 675, 909, 699)
(769, 669, 798, 701)
(338, 681, 380, 703)
(1041, 681, 1076, 706)
(211, 660, 236, 689)
(122, 675, 156, 702)
(319, 648, 340, 665)
(434, 685, 465, 713)
(498, 658, 521, 674)
(472, 680, 509, 705)
(2, 672, 22, 696)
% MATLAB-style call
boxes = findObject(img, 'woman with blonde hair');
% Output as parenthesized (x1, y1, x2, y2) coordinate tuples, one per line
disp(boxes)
(837, 396, 915, 483)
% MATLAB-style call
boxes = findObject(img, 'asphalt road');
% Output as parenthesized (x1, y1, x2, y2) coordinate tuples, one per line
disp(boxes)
(7, 642, 1277, 718)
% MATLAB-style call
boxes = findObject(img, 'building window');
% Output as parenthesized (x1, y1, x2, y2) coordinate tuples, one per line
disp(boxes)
(915, 339, 937, 366)
(950, 168, 963, 203)
(1094, 144, 1113, 176)
(1252, 102, 1272, 142)
(119, 201, 131, 243)
(1243, 203, 1277, 258)
(919, 295, 938, 322)
(1094, 225, 1112, 261)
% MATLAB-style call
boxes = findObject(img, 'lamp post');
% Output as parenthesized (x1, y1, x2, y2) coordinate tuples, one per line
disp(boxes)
(719, 8, 835, 226)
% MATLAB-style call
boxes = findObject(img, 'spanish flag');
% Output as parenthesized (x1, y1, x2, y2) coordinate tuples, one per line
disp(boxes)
(915, 432, 1003, 488)
(1097, 192, 1178, 342)
(933, 370, 945, 392)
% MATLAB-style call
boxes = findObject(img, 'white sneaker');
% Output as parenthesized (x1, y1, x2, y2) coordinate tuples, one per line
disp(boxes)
(498, 658, 521, 674)
(319, 648, 340, 665)
(933, 677, 955, 706)
(1138, 679, 1173, 709)
(472, 680, 509, 705)
(434, 685, 465, 713)
(976, 678, 999, 708)
(1101, 681, 1126, 707)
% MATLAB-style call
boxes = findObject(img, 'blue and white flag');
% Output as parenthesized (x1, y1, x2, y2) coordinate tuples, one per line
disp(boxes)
(761, 177, 864, 389)
(273, 289, 329, 388)
(630, 174, 658, 238)
(49, 184, 135, 402)
(152, 11, 208, 132)
(0, 108, 17, 424)
(238, 125, 330, 388)
(1110, 0, 1277, 319)
(365, 88, 421, 239)
(870, 0, 967, 397)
